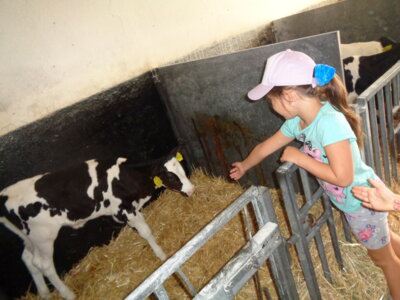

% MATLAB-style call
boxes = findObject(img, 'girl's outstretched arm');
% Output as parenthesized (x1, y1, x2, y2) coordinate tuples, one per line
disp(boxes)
(230, 130, 294, 180)
(280, 139, 354, 187)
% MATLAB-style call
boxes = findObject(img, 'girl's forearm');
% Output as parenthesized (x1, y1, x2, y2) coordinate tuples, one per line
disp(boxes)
(242, 130, 294, 172)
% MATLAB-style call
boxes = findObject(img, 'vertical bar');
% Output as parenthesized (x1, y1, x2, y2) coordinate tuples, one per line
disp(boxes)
(153, 285, 170, 300)
(377, 90, 390, 183)
(322, 195, 345, 270)
(356, 100, 374, 168)
(339, 211, 353, 243)
(314, 232, 333, 283)
(299, 168, 313, 203)
(243, 206, 264, 300)
(368, 97, 382, 178)
(384, 83, 398, 182)
(254, 187, 299, 300)
(277, 167, 322, 300)
(175, 268, 197, 297)
(394, 74, 400, 106)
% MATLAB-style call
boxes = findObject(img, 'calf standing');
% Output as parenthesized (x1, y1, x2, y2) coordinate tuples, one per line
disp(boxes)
(0, 149, 194, 300)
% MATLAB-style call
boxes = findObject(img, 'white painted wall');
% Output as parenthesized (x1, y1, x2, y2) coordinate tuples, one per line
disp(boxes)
(0, 0, 333, 135)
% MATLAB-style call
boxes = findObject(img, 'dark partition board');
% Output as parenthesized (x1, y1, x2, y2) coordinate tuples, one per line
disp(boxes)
(155, 31, 342, 188)
(272, 0, 400, 44)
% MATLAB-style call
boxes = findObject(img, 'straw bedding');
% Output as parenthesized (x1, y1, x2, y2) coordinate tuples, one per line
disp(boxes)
(20, 168, 400, 300)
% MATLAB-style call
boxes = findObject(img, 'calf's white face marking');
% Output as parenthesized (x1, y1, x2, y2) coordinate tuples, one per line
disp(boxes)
(164, 157, 195, 196)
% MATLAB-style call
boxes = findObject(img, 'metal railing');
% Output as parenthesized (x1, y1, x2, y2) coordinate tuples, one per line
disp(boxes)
(125, 186, 298, 300)
(355, 61, 400, 185)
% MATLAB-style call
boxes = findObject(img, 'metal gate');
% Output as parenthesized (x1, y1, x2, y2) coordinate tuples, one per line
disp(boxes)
(355, 61, 400, 184)
(124, 186, 298, 300)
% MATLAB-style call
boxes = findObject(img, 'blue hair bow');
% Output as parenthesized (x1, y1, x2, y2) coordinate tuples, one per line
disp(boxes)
(314, 64, 336, 86)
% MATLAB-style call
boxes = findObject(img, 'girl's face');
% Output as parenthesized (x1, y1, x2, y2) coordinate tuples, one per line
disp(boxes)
(268, 94, 297, 120)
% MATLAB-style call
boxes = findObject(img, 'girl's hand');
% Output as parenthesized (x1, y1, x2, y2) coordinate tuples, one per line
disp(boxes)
(280, 146, 303, 164)
(230, 162, 246, 180)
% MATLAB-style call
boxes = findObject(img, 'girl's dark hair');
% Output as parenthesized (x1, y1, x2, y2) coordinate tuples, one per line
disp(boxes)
(268, 74, 363, 147)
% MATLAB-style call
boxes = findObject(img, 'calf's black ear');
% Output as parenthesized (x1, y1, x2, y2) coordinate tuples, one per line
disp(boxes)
(168, 143, 184, 157)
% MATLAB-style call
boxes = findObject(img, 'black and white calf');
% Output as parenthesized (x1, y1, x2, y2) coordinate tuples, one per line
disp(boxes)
(343, 44, 400, 102)
(340, 38, 399, 102)
(0, 149, 194, 300)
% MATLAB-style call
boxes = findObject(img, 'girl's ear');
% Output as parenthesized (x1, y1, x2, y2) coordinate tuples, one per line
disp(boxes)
(281, 89, 298, 102)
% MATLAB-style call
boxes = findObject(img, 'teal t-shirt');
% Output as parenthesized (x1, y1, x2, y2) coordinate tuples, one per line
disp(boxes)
(280, 102, 377, 213)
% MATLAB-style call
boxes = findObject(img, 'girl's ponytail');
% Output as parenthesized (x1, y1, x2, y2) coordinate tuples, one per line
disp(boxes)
(322, 74, 363, 148)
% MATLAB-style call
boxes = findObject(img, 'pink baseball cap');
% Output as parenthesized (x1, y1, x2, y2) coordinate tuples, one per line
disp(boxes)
(248, 49, 318, 101)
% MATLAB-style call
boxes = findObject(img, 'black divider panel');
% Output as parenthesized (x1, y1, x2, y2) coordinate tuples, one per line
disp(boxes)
(154, 31, 343, 188)
(272, 0, 400, 44)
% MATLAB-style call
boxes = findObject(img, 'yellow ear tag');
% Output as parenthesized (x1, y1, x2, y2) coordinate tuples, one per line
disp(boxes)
(176, 152, 183, 162)
(153, 176, 163, 188)
(383, 45, 393, 52)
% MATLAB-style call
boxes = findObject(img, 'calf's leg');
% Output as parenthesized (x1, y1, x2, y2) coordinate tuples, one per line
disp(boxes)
(128, 212, 167, 260)
(30, 227, 75, 300)
(22, 247, 50, 299)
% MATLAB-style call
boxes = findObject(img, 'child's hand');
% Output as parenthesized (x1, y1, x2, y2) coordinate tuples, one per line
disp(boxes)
(280, 146, 302, 164)
(230, 162, 246, 180)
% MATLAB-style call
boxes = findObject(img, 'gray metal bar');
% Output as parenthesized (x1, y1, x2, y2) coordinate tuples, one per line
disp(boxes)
(194, 222, 279, 300)
(384, 83, 398, 182)
(368, 98, 382, 179)
(175, 268, 197, 297)
(243, 205, 264, 300)
(355, 102, 374, 168)
(153, 285, 170, 300)
(253, 187, 298, 300)
(314, 231, 333, 283)
(322, 194, 345, 270)
(394, 74, 399, 106)
(377, 89, 390, 182)
(340, 211, 353, 243)
(277, 162, 322, 300)
(299, 167, 313, 203)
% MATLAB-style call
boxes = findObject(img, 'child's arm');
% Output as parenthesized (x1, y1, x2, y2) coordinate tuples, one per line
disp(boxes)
(230, 130, 294, 180)
(280, 139, 354, 187)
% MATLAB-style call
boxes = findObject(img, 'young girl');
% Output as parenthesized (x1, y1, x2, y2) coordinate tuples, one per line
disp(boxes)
(230, 49, 400, 299)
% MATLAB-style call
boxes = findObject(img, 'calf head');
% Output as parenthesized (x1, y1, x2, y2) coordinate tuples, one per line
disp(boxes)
(152, 149, 195, 197)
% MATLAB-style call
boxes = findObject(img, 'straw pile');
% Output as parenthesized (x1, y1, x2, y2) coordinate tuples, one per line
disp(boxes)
(20, 168, 400, 300)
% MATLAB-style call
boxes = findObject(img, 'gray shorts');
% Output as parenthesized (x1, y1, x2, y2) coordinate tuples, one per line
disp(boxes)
(345, 206, 390, 250)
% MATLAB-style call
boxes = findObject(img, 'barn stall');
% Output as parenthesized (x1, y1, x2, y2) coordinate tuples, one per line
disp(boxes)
(1, 0, 400, 299)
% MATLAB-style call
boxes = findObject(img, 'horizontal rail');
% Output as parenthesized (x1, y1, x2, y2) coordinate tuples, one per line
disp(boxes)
(357, 61, 400, 104)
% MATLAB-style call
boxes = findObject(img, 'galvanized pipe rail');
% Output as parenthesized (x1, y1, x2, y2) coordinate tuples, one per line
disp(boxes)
(125, 186, 298, 300)
(355, 61, 400, 184)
